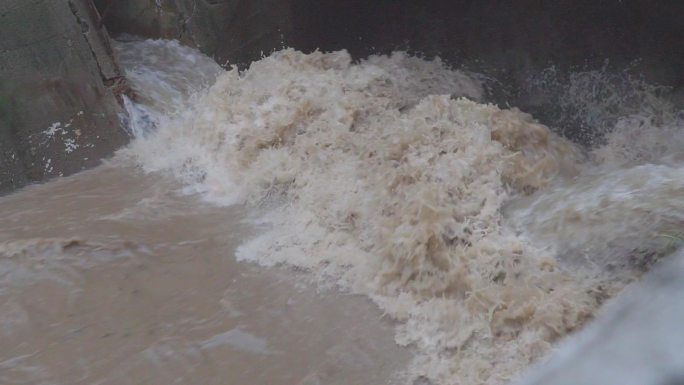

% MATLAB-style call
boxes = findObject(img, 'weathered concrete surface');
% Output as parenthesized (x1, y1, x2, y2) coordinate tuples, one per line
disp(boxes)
(285, 0, 684, 136)
(176, 0, 292, 66)
(94, 0, 684, 88)
(94, 0, 292, 67)
(0, 0, 129, 194)
(92, 0, 189, 44)
(96, 0, 684, 144)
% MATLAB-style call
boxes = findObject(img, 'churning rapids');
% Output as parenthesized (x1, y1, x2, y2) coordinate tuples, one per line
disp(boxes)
(2, 39, 683, 385)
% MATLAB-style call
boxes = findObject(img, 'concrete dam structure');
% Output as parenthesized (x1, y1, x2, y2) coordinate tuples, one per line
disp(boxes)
(3, 0, 684, 193)
(1, 2, 683, 385)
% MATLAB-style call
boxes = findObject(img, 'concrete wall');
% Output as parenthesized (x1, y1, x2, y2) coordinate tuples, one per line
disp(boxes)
(4, 0, 683, 194)
(286, 1, 684, 124)
(96, 0, 684, 142)
(92, 0, 188, 43)
(0, 0, 129, 194)
(95, 0, 684, 89)
(93, 0, 292, 67)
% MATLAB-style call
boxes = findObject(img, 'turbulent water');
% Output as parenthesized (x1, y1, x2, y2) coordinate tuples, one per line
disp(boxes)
(0, 166, 409, 385)
(2, 38, 683, 385)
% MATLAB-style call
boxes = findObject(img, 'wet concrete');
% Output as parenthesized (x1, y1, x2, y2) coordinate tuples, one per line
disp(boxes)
(0, 0, 129, 194)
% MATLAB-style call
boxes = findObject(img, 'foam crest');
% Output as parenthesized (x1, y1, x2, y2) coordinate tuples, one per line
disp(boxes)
(123, 46, 604, 384)
(524, 65, 677, 144)
(121, 42, 684, 384)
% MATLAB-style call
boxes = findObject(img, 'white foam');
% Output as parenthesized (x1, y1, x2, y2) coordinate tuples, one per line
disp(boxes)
(119, 42, 684, 384)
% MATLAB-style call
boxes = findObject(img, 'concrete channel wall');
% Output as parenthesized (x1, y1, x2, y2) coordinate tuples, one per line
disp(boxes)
(0, 0, 294, 195)
(96, 0, 684, 144)
(93, 0, 293, 67)
(0, 0, 129, 194)
(3, 0, 683, 194)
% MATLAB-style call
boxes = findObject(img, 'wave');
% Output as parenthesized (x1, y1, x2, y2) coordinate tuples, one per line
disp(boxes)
(120, 41, 684, 384)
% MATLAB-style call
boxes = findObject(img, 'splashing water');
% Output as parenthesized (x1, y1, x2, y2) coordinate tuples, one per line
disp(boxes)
(523, 64, 679, 145)
(114, 38, 223, 137)
(116, 39, 684, 385)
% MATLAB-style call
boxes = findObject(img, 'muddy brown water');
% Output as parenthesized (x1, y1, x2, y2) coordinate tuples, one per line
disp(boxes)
(0, 163, 410, 385)
(5, 37, 683, 385)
